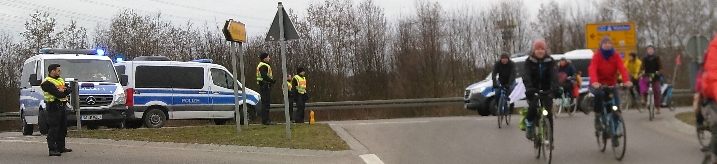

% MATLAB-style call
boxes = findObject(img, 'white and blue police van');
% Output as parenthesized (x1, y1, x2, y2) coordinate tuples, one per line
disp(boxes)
(113, 57, 261, 128)
(464, 49, 595, 116)
(19, 48, 129, 135)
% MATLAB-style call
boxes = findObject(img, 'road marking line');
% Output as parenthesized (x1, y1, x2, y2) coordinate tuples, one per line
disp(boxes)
(360, 154, 384, 164)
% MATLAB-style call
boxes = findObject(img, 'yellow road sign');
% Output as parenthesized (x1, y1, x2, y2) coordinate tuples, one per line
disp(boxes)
(222, 20, 247, 43)
(586, 22, 636, 49)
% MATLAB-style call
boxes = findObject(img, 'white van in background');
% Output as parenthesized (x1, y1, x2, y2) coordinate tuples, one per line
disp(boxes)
(463, 49, 595, 116)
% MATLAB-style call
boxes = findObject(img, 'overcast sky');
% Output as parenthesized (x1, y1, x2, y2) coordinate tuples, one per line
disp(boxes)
(0, 0, 577, 40)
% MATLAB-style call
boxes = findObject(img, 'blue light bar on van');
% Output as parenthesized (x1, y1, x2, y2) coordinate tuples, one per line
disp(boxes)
(39, 48, 99, 55)
(190, 59, 213, 63)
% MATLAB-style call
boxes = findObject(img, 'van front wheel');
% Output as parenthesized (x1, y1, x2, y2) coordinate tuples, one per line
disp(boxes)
(143, 109, 167, 128)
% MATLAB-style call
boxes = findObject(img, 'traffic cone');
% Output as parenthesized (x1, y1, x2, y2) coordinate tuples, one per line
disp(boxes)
(310, 110, 315, 125)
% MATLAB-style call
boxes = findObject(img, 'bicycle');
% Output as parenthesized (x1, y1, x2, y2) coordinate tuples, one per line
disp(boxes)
(495, 86, 511, 128)
(620, 84, 643, 112)
(531, 90, 553, 164)
(595, 85, 627, 161)
(644, 73, 659, 121)
(555, 78, 578, 118)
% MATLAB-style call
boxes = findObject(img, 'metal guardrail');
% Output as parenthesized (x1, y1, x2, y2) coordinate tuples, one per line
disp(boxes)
(0, 89, 696, 120)
(0, 112, 19, 121)
(268, 97, 464, 112)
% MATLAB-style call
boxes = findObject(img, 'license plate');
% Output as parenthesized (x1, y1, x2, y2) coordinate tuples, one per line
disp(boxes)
(81, 115, 102, 120)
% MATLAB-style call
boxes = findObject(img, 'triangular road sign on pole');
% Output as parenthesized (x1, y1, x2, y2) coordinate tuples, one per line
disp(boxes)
(266, 2, 300, 41)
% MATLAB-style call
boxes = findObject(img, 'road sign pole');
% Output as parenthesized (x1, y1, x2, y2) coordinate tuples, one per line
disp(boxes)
(239, 42, 249, 129)
(278, 2, 292, 139)
(231, 42, 242, 133)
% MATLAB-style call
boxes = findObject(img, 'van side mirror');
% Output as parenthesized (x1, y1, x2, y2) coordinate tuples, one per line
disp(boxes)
(120, 74, 128, 86)
(29, 74, 41, 86)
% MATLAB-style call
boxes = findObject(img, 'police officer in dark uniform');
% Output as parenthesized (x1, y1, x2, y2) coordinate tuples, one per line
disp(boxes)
(40, 64, 72, 156)
(256, 53, 276, 125)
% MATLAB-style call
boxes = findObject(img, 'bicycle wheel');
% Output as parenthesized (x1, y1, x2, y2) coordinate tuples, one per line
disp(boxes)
(497, 102, 503, 129)
(556, 98, 564, 118)
(597, 116, 608, 152)
(534, 124, 542, 159)
(620, 89, 631, 110)
(667, 99, 676, 111)
(634, 93, 645, 113)
(698, 125, 711, 147)
(648, 92, 655, 121)
(611, 112, 627, 160)
(506, 103, 511, 125)
(542, 118, 553, 164)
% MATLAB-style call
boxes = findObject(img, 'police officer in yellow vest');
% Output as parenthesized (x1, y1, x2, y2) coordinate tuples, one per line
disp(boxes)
(256, 53, 276, 125)
(40, 64, 72, 156)
(291, 67, 308, 123)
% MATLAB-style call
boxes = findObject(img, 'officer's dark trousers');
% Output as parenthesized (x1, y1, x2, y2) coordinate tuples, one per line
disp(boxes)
(260, 86, 272, 124)
(46, 102, 67, 152)
(294, 94, 307, 123)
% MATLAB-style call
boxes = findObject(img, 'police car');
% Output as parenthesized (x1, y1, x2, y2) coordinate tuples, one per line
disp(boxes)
(464, 49, 594, 116)
(19, 48, 129, 135)
(113, 57, 261, 128)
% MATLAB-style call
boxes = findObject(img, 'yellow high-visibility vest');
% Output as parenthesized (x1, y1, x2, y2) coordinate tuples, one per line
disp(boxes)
(293, 75, 307, 94)
(256, 62, 273, 84)
(42, 77, 67, 102)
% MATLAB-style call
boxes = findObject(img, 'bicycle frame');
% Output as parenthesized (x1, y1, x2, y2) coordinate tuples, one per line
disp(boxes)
(598, 86, 627, 160)
(533, 91, 553, 163)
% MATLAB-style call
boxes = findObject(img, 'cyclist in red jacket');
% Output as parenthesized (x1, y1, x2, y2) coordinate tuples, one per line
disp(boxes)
(588, 36, 633, 133)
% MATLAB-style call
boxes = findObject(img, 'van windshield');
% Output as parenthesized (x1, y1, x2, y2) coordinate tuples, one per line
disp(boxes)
(44, 59, 119, 83)
(484, 61, 526, 80)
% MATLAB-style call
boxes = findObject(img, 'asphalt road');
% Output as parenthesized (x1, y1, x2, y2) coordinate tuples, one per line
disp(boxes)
(0, 107, 703, 164)
(332, 107, 704, 164)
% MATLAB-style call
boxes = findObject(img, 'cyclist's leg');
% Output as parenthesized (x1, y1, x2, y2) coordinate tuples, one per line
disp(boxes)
(541, 95, 555, 137)
(697, 93, 707, 130)
(612, 88, 621, 111)
(590, 87, 605, 131)
(526, 95, 539, 139)
(653, 79, 662, 113)
(639, 77, 649, 103)
(631, 77, 640, 98)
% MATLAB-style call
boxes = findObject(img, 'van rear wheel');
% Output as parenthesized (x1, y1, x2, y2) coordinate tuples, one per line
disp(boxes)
(143, 109, 167, 128)
(21, 112, 33, 136)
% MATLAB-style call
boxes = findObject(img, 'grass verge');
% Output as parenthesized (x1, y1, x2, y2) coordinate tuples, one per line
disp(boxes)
(67, 123, 350, 151)
(676, 111, 696, 126)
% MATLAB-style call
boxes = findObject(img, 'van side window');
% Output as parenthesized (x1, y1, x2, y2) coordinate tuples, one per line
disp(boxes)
(135, 66, 204, 89)
(570, 59, 590, 77)
(514, 61, 525, 78)
(210, 68, 235, 90)
(20, 61, 36, 88)
(114, 65, 125, 75)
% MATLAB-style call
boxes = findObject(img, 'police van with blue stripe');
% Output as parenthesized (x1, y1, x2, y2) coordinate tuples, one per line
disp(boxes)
(464, 49, 595, 116)
(19, 48, 129, 135)
(113, 57, 260, 128)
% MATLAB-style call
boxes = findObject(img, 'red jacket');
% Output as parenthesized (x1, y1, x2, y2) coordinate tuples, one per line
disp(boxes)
(701, 34, 717, 99)
(588, 50, 630, 86)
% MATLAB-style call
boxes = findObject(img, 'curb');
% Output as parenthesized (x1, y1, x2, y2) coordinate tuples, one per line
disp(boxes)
(663, 108, 698, 135)
(0, 132, 359, 157)
(329, 124, 369, 154)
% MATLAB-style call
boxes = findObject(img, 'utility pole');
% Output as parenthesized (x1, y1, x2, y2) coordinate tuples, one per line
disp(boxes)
(496, 19, 517, 54)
